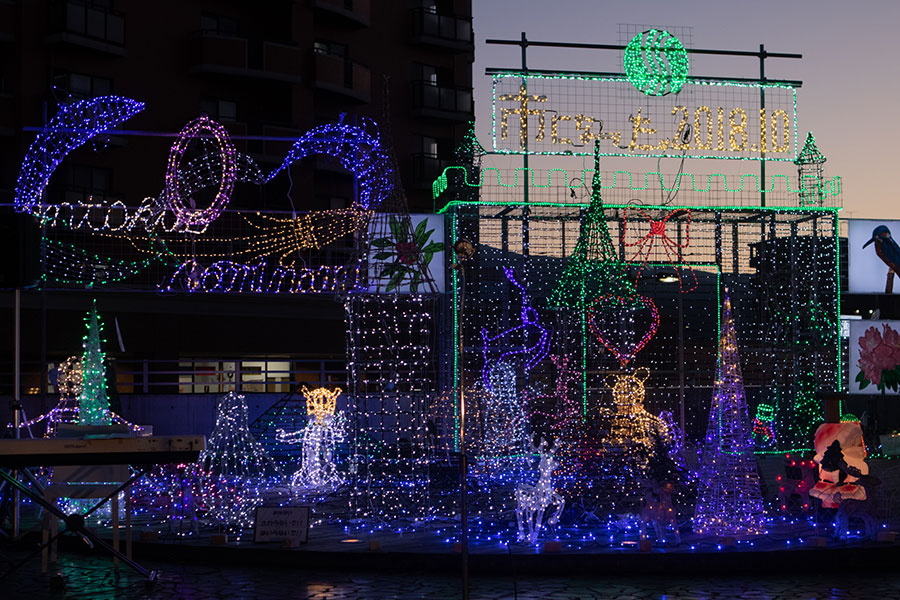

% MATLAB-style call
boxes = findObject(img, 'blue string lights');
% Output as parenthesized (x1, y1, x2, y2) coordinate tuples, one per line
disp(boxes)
(268, 121, 393, 211)
(14, 95, 145, 214)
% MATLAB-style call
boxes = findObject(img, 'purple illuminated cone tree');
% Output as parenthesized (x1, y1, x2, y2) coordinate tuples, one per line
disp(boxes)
(693, 290, 765, 536)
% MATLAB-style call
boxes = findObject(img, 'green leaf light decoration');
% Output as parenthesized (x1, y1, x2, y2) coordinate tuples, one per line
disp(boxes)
(624, 29, 689, 97)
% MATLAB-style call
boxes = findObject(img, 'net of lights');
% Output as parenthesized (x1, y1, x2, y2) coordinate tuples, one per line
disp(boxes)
(448, 202, 839, 451)
(432, 166, 841, 204)
(432, 118, 840, 543)
(344, 294, 438, 520)
(490, 73, 797, 160)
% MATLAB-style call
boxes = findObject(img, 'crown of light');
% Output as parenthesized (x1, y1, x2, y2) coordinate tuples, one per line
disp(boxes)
(303, 386, 341, 422)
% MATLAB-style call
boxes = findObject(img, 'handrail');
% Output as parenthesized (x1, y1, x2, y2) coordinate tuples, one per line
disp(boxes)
(0, 357, 346, 396)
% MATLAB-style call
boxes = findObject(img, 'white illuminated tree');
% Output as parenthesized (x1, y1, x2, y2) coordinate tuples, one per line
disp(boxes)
(195, 392, 283, 532)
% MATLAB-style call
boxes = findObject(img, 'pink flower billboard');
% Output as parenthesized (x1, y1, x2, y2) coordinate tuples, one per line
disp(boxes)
(849, 320, 900, 395)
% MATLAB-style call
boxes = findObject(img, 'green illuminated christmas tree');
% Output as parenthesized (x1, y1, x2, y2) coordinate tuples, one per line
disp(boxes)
(548, 142, 635, 310)
(454, 120, 486, 162)
(77, 300, 112, 426)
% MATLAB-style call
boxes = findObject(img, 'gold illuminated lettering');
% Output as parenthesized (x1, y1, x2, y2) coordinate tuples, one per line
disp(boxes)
(628, 108, 657, 151)
(498, 85, 548, 149)
(729, 107, 748, 151)
(670, 106, 690, 150)
(551, 114, 573, 145)
(575, 114, 602, 144)
(770, 109, 790, 152)
(694, 106, 713, 150)
(717, 107, 725, 150)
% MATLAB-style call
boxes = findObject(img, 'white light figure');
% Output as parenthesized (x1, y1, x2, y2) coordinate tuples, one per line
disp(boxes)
(482, 360, 529, 466)
(278, 386, 344, 491)
(515, 438, 565, 544)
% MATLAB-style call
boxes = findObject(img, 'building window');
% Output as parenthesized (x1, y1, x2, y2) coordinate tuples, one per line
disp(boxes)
(419, 135, 439, 157)
(49, 163, 113, 203)
(200, 12, 238, 35)
(419, 0, 454, 14)
(55, 0, 125, 45)
(53, 71, 112, 99)
(414, 63, 438, 85)
(200, 99, 238, 122)
(313, 40, 347, 57)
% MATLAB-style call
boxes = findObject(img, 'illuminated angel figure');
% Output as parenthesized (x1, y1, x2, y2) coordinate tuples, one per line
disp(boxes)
(515, 437, 565, 544)
(481, 267, 550, 390)
(277, 386, 344, 490)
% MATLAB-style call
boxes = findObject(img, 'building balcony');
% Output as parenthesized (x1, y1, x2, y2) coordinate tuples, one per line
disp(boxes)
(410, 153, 452, 190)
(312, 52, 371, 104)
(221, 121, 248, 153)
(0, 1, 15, 44)
(312, 0, 370, 28)
(0, 91, 14, 136)
(411, 81, 472, 121)
(410, 8, 473, 52)
(248, 124, 303, 166)
(190, 33, 302, 84)
(44, 0, 126, 56)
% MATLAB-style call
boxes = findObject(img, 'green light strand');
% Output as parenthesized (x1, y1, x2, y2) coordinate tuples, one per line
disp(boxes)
(432, 166, 841, 202)
(438, 198, 840, 215)
(451, 211, 460, 451)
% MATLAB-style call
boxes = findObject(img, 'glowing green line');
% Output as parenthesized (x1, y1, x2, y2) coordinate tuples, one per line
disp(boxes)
(437, 198, 840, 215)
(433, 166, 841, 202)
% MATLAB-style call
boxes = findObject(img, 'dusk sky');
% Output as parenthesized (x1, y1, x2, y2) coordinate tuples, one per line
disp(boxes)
(472, 0, 898, 219)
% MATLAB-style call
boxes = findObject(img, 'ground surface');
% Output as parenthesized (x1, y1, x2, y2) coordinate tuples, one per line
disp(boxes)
(4, 551, 900, 600)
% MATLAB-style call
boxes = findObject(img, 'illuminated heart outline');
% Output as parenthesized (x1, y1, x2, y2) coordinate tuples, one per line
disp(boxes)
(587, 294, 659, 367)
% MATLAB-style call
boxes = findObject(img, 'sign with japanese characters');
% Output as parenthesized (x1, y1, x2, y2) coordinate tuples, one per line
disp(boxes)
(491, 74, 797, 161)
(254, 506, 310, 543)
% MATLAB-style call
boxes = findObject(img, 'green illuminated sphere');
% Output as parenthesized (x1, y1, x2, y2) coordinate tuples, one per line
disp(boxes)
(624, 29, 689, 96)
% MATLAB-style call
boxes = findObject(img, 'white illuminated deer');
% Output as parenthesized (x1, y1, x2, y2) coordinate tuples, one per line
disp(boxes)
(515, 438, 565, 544)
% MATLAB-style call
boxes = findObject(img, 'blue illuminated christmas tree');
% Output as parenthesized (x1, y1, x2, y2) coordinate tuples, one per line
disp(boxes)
(693, 290, 765, 537)
(77, 300, 112, 426)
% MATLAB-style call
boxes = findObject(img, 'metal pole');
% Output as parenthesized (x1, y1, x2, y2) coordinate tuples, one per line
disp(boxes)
(457, 260, 468, 600)
(759, 44, 766, 208)
(12, 288, 21, 537)
(520, 32, 532, 392)
(677, 224, 686, 437)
